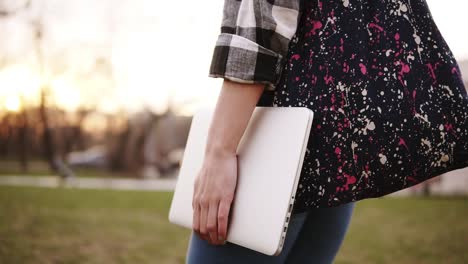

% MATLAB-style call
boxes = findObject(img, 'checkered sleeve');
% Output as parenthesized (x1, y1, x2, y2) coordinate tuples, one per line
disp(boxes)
(208, 0, 303, 91)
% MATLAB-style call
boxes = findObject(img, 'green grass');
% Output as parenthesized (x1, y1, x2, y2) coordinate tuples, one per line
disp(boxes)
(0, 186, 189, 264)
(0, 160, 52, 176)
(337, 197, 468, 264)
(0, 186, 467, 264)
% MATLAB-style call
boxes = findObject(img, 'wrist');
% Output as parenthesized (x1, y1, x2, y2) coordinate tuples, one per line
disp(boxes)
(204, 143, 237, 160)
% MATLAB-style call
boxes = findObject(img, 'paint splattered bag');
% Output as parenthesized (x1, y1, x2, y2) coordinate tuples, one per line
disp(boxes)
(256, 0, 468, 214)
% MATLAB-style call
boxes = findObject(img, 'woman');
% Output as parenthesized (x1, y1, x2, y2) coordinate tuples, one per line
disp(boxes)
(187, 0, 468, 263)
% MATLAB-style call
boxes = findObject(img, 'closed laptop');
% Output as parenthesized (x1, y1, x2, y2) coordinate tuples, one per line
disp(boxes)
(168, 106, 314, 255)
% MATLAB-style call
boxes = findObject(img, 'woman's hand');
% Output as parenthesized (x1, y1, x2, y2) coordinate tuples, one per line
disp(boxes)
(192, 149, 238, 246)
(190, 79, 263, 245)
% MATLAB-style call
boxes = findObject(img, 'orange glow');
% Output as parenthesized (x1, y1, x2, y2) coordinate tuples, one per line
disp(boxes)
(3, 95, 22, 112)
(0, 65, 41, 110)
(51, 77, 81, 111)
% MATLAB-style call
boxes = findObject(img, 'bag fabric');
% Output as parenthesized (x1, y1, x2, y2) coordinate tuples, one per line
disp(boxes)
(256, 0, 468, 214)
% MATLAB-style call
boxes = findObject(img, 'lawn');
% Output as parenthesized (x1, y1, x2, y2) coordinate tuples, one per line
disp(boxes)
(0, 185, 467, 264)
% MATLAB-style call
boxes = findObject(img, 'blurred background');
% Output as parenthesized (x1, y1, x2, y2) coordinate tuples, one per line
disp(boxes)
(0, 0, 467, 263)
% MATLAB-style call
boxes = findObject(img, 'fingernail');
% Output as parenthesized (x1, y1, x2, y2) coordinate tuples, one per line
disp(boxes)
(218, 237, 226, 245)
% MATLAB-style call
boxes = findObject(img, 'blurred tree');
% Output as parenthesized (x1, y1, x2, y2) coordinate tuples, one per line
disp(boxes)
(0, 0, 31, 171)
(30, 1, 73, 178)
(18, 96, 29, 172)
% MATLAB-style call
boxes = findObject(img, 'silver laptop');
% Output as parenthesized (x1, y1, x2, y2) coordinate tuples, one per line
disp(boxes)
(168, 106, 314, 256)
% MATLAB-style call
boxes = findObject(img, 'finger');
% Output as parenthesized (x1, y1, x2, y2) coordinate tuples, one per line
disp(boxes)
(192, 174, 199, 228)
(206, 199, 220, 245)
(217, 196, 233, 243)
(199, 198, 208, 240)
(192, 199, 200, 234)
(192, 177, 200, 233)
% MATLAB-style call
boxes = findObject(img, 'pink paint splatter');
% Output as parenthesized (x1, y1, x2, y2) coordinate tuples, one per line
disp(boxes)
(359, 63, 367, 75)
(335, 147, 342, 155)
(343, 62, 349, 73)
(407, 176, 418, 183)
(444, 122, 454, 132)
(308, 50, 314, 65)
(451, 66, 460, 79)
(311, 75, 318, 85)
(364, 163, 370, 177)
(426, 63, 437, 83)
(398, 137, 409, 151)
(324, 75, 334, 84)
(343, 117, 350, 127)
(340, 172, 357, 191)
(400, 61, 410, 74)
(394, 61, 411, 87)
(374, 14, 380, 22)
(309, 20, 322, 36)
(324, 68, 335, 85)
(368, 22, 384, 32)
(290, 54, 300, 63)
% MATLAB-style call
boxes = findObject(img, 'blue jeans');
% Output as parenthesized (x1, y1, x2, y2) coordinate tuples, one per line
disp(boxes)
(186, 201, 356, 264)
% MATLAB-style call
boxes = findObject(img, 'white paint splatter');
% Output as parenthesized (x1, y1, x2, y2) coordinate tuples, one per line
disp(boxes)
(379, 153, 387, 164)
(400, 3, 408, 13)
(406, 54, 415, 62)
(441, 154, 449, 162)
(415, 112, 431, 126)
(421, 138, 432, 149)
(413, 33, 421, 44)
(351, 141, 358, 150)
(442, 85, 454, 96)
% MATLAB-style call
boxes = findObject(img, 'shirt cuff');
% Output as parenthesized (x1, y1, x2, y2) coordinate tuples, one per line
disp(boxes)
(208, 33, 285, 91)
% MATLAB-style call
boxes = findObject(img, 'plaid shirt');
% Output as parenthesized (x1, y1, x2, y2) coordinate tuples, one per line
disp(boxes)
(208, 0, 303, 91)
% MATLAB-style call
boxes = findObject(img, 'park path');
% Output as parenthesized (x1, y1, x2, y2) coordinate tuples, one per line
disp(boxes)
(0, 175, 177, 191)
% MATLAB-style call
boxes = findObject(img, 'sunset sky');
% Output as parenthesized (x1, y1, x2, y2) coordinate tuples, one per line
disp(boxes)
(0, 0, 467, 115)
